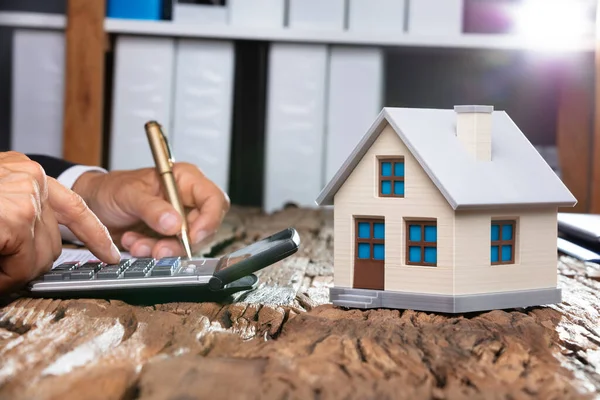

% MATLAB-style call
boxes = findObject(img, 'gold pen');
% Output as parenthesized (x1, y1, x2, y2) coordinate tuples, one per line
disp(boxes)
(144, 121, 193, 259)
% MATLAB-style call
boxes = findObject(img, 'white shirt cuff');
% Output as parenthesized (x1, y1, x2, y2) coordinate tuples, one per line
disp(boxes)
(56, 165, 108, 244)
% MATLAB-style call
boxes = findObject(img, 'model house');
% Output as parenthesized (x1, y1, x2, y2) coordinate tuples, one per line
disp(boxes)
(316, 105, 577, 313)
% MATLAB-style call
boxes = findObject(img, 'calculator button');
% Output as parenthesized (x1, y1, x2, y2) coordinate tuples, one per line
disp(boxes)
(150, 267, 172, 276)
(155, 257, 180, 267)
(123, 259, 154, 277)
(131, 258, 155, 266)
(70, 271, 94, 280)
(123, 267, 147, 278)
(96, 267, 121, 279)
(43, 273, 66, 281)
(53, 262, 79, 271)
(119, 259, 133, 269)
(76, 262, 103, 272)
(150, 257, 180, 276)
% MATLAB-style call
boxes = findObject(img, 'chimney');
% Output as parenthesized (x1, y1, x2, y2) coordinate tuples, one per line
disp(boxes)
(454, 105, 493, 161)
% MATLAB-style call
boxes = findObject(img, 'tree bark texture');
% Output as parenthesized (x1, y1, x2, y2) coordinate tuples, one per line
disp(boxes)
(0, 207, 599, 400)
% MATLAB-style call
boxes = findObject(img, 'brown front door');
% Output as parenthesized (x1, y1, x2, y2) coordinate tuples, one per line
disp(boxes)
(353, 218, 385, 290)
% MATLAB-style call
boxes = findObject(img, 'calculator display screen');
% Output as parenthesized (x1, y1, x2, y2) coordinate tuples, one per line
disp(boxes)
(176, 258, 220, 276)
(215, 235, 284, 272)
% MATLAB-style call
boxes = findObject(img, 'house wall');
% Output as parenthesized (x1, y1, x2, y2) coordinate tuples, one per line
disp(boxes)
(454, 208, 558, 295)
(333, 124, 455, 295)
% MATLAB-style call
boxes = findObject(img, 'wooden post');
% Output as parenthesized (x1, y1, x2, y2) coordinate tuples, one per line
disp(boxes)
(62, 0, 106, 166)
(592, 1, 600, 213)
(556, 54, 593, 213)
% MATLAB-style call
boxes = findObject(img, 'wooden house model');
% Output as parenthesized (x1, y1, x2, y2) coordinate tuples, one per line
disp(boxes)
(315, 105, 577, 313)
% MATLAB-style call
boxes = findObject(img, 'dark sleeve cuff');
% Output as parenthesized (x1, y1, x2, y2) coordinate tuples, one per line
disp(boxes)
(26, 154, 77, 179)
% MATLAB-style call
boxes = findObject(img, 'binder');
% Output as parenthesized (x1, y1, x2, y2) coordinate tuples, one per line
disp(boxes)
(11, 29, 64, 157)
(172, 1, 228, 25)
(228, 0, 285, 28)
(170, 39, 235, 192)
(287, 0, 346, 30)
(348, 0, 407, 33)
(264, 43, 328, 212)
(109, 35, 175, 171)
(325, 46, 383, 183)
(407, 0, 464, 36)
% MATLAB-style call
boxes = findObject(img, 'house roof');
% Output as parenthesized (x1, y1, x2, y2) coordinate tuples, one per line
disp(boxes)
(315, 107, 577, 210)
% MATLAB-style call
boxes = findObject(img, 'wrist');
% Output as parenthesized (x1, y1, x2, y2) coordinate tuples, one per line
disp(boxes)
(72, 171, 106, 207)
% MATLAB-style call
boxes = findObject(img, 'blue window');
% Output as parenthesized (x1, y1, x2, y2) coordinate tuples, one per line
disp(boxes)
(356, 219, 385, 262)
(491, 220, 516, 264)
(409, 225, 421, 241)
(373, 244, 385, 260)
(409, 246, 421, 262)
(358, 222, 370, 239)
(379, 158, 405, 197)
(406, 221, 437, 266)
(381, 180, 391, 195)
(373, 222, 384, 239)
(358, 243, 370, 259)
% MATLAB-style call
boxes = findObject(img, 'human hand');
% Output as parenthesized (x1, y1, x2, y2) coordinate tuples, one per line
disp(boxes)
(0, 152, 121, 293)
(73, 162, 230, 259)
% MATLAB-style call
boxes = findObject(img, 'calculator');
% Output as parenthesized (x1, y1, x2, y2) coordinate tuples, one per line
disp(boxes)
(28, 228, 300, 303)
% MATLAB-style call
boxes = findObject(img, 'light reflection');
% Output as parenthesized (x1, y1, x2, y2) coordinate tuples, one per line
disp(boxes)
(512, 0, 594, 51)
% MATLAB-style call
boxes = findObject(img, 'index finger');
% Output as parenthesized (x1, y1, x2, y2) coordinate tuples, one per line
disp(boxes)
(175, 164, 230, 244)
(47, 178, 120, 264)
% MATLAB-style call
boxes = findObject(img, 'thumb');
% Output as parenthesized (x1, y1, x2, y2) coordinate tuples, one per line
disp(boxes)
(123, 191, 183, 236)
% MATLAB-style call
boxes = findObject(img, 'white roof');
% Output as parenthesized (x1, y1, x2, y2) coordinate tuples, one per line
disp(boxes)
(316, 107, 577, 210)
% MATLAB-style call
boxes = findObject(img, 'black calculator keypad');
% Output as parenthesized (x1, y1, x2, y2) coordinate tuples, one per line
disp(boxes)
(54, 262, 80, 271)
(43, 257, 183, 282)
(151, 257, 180, 276)
(43, 272, 68, 281)
(44, 262, 80, 281)
(78, 262, 103, 272)
(70, 270, 95, 280)
(123, 258, 155, 278)
(97, 260, 132, 279)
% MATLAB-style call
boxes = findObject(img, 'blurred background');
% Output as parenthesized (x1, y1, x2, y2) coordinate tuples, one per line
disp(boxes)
(0, 0, 598, 213)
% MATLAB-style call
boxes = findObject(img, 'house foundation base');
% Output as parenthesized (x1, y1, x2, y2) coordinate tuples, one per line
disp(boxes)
(330, 286, 562, 313)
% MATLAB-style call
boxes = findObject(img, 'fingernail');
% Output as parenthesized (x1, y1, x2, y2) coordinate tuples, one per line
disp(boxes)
(159, 212, 179, 232)
(157, 248, 174, 259)
(194, 230, 210, 245)
(111, 243, 121, 261)
(135, 244, 152, 257)
(122, 234, 135, 249)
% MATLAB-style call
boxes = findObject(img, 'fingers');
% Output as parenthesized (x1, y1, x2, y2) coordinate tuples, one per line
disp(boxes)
(188, 186, 228, 244)
(47, 177, 120, 265)
(118, 191, 183, 237)
(0, 154, 61, 293)
(37, 202, 63, 268)
(175, 163, 230, 245)
(0, 155, 48, 199)
(121, 231, 184, 259)
(0, 195, 37, 293)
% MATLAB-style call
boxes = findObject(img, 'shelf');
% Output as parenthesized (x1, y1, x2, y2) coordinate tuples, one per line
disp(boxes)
(0, 11, 595, 53)
(0, 11, 65, 29)
(106, 18, 596, 52)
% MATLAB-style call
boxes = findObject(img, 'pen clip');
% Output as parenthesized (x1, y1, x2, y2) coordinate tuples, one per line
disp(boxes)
(158, 127, 175, 164)
(145, 121, 175, 172)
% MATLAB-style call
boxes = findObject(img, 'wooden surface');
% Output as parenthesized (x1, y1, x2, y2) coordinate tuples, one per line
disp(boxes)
(62, 0, 106, 166)
(1, 206, 600, 400)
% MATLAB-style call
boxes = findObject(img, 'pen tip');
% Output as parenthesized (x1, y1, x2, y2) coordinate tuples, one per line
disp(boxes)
(181, 234, 193, 259)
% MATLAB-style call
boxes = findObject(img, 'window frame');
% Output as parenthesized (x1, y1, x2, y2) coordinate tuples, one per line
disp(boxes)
(405, 219, 437, 267)
(355, 218, 385, 262)
(378, 157, 405, 198)
(491, 220, 516, 265)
